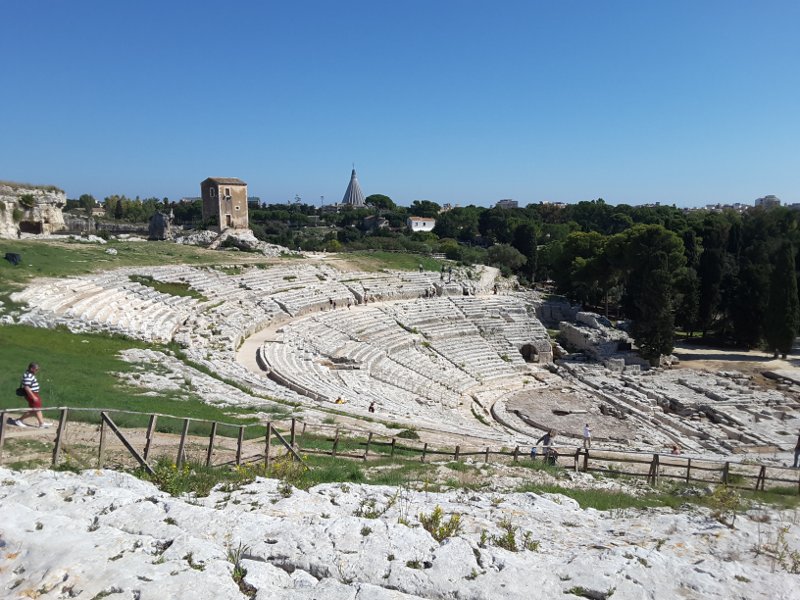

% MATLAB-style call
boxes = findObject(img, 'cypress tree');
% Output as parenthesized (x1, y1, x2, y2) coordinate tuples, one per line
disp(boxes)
(764, 242, 800, 358)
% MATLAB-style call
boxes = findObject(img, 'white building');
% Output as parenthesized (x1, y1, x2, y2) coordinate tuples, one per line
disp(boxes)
(407, 216, 436, 232)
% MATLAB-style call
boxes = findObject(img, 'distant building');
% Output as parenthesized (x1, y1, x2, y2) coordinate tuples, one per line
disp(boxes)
(755, 195, 781, 208)
(407, 216, 436, 232)
(201, 177, 249, 231)
(341, 168, 365, 207)
(247, 196, 261, 209)
(363, 215, 389, 231)
(496, 199, 518, 209)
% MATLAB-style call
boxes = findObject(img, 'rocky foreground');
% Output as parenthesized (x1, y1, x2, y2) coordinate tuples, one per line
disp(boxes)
(0, 469, 797, 600)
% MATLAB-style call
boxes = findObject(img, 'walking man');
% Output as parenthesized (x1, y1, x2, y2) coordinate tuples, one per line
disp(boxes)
(13, 362, 49, 428)
(583, 423, 592, 449)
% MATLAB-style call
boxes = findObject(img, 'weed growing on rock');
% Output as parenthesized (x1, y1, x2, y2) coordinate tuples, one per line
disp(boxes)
(356, 491, 399, 519)
(227, 542, 256, 598)
(418, 505, 462, 542)
(709, 485, 745, 528)
(565, 586, 615, 599)
(492, 517, 518, 551)
(183, 552, 205, 571)
(278, 481, 293, 498)
(361, 526, 372, 537)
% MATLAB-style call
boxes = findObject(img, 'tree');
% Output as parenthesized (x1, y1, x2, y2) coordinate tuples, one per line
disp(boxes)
(764, 242, 800, 358)
(630, 262, 675, 361)
(486, 244, 526, 276)
(78, 194, 96, 217)
(408, 200, 440, 218)
(433, 206, 481, 241)
(511, 222, 538, 281)
(365, 194, 396, 211)
(696, 214, 731, 335)
(612, 225, 686, 361)
(114, 197, 124, 221)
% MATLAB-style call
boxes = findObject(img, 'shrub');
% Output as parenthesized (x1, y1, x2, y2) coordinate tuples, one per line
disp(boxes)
(18, 194, 35, 209)
(419, 505, 462, 542)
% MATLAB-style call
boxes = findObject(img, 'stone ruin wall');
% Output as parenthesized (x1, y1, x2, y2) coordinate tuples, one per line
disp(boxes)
(0, 182, 66, 238)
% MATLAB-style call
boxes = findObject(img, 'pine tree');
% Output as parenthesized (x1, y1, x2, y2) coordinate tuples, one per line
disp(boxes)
(764, 242, 800, 358)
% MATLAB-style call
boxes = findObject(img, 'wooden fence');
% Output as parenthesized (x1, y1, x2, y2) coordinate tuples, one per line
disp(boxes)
(1, 406, 798, 495)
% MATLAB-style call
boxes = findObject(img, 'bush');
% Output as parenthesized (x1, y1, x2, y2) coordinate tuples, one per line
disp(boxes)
(419, 505, 462, 542)
(18, 194, 35, 209)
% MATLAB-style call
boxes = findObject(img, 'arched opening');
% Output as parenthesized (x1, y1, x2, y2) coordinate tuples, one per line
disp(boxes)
(19, 220, 43, 234)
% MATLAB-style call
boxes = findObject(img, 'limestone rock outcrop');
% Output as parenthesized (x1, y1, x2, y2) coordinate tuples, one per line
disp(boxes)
(0, 468, 793, 600)
(559, 312, 632, 359)
(0, 182, 66, 238)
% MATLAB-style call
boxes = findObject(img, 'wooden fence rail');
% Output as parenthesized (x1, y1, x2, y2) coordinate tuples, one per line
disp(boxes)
(0, 407, 798, 494)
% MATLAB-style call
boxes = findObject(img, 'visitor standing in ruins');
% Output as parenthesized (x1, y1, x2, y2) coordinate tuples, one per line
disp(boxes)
(12, 362, 49, 428)
(535, 430, 555, 454)
(583, 423, 591, 449)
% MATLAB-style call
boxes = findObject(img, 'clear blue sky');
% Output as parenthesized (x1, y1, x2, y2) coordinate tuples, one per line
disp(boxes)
(2, 1, 799, 208)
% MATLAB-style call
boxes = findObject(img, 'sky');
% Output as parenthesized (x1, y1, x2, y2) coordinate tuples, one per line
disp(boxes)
(2, 1, 799, 208)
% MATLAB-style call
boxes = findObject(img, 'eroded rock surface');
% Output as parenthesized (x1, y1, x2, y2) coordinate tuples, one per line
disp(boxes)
(0, 469, 795, 599)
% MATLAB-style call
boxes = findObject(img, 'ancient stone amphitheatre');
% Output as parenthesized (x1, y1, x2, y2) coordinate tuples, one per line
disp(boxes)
(2, 249, 800, 599)
(9, 254, 800, 461)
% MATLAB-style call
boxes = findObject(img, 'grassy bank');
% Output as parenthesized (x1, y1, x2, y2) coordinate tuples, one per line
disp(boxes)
(0, 325, 270, 430)
(334, 250, 443, 272)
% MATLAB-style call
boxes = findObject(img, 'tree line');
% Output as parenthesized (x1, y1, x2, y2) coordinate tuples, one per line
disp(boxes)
(67, 193, 800, 361)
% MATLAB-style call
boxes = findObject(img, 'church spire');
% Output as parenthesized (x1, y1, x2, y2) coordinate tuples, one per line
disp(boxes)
(341, 166, 365, 207)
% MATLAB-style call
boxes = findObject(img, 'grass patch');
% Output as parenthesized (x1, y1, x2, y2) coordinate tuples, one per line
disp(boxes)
(337, 251, 443, 272)
(0, 325, 265, 431)
(128, 274, 207, 300)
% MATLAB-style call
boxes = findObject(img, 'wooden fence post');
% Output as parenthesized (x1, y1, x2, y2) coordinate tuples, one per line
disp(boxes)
(722, 461, 730, 485)
(421, 442, 428, 463)
(484, 446, 490, 464)
(364, 432, 372, 461)
(454, 445, 460, 461)
(97, 413, 106, 468)
(206, 422, 217, 467)
(264, 422, 272, 468)
(290, 418, 296, 448)
(513, 446, 519, 463)
(583, 449, 589, 472)
(332, 429, 340, 458)
(647, 453, 659, 486)
(52, 408, 69, 467)
(685, 458, 691, 484)
(756, 465, 766, 491)
(143, 414, 158, 462)
(236, 426, 245, 466)
(176, 419, 190, 468)
(99, 412, 154, 475)
(0, 411, 6, 465)
(390, 438, 396, 458)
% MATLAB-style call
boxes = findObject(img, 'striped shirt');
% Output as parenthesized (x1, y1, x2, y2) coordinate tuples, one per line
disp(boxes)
(21, 370, 39, 392)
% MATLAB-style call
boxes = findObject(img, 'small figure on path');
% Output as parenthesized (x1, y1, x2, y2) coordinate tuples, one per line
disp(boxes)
(11, 362, 49, 428)
(535, 430, 557, 463)
(670, 445, 681, 455)
(583, 423, 591, 449)
(368, 401, 376, 413)
(793, 432, 800, 468)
